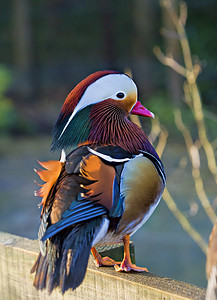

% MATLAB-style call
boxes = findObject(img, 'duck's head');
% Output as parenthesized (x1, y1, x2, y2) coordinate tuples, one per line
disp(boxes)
(51, 70, 154, 152)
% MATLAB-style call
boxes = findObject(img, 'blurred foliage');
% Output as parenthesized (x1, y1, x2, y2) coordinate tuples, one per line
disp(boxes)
(0, 65, 11, 93)
(0, 98, 17, 133)
(146, 94, 194, 132)
(0, 65, 36, 135)
(146, 93, 175, 128)
(146, 93, 217, 142)
(0, 66, 17, 134)
(0, 0, 216, 136)
(186, 0, 217, 109)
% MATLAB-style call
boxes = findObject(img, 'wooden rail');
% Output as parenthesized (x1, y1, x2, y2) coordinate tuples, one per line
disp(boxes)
(0, 231, 205, 300)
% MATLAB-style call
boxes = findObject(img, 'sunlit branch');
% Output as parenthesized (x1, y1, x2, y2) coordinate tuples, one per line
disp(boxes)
(153, 47, 186, 77)
(156, 128, 168, 158)
(152, 119, 208, 254)
(153, 0, 217, 253)
(163, 188, 207, 254)
(158, 0, 217, 183)
(174, 109, 217, 224)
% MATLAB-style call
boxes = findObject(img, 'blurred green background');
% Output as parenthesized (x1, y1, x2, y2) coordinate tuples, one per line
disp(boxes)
(0, 0, 217, 289)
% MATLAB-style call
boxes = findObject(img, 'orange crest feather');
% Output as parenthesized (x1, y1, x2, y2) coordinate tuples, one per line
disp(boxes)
(35, 160, 63, 209)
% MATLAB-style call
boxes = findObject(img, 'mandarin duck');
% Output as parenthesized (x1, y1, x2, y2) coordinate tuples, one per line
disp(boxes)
(31, 70, 166, 294)
(206, 220, 217, 299)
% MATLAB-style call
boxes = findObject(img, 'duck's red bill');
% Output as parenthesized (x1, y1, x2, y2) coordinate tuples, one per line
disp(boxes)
(131, 101, 155, 118)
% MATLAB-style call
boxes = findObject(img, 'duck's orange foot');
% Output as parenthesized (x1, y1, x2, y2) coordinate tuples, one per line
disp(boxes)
(91, 247, 121, 267)
(114, 234, 149, 272)
(114, 260, 149, 272)
(95, 256, 121, 267)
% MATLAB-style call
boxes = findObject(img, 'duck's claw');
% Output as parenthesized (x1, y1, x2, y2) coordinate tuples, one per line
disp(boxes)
(114, 261, 148, 272)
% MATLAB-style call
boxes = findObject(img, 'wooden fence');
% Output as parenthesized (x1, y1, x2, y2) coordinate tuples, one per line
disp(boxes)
(0, 231, 205, 300)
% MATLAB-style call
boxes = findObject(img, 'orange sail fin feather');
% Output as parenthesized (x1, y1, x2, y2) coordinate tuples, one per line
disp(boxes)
(35, 160, 63, 209)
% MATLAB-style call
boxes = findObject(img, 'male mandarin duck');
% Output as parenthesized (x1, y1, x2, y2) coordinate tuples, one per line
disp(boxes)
(31, 70, 166, 294)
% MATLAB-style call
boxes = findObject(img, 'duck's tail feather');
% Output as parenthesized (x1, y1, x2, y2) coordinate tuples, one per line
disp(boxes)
(31, 216, 104, 294)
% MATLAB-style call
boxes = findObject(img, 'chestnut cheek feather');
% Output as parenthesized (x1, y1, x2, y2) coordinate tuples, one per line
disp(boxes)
(105, 95, 136, 116)
(119, 92, 137, 114)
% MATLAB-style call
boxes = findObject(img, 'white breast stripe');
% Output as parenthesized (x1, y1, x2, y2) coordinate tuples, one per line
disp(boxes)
(87, 147, 131, 163)
(60, 149, 66, 162)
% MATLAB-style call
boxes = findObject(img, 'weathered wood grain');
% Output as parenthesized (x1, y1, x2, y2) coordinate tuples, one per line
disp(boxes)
(0, 231, 205, 300)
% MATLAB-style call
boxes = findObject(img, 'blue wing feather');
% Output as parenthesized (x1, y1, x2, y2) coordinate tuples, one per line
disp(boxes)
(42, 200, 108, 241)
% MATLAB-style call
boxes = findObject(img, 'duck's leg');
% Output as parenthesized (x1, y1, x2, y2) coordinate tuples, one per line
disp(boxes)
(114, 234, 149, 272)
(91, 247, 121, 267)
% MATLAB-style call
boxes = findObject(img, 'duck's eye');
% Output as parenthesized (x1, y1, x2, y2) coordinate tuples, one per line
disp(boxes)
(116, 92, 125, 99)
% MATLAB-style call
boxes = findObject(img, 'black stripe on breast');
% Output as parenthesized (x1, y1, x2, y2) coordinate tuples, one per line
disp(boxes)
(139, 150, 166, 185)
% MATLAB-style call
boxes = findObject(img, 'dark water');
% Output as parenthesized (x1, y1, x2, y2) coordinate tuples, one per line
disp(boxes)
(0, 135, 214, 288)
